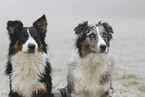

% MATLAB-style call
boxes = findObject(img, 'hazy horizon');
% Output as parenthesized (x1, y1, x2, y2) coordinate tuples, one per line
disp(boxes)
(0, 0, 145, 18)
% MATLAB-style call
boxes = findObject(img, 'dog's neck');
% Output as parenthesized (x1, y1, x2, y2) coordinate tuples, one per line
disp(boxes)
(11, 52, 46, 64)
(77, 53, 110, 70)
(11, 52, 47, 76)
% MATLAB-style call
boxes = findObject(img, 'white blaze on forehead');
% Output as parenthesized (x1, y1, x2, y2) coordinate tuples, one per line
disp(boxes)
(96, 27, 106, 45)
(22, 29, 38, 53)
(27, 29, 36, 44)
(96, 26, 107, 52)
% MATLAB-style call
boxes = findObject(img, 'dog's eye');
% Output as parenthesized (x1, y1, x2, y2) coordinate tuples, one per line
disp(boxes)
(89, 34, 95, 37)
(89, 34, 96, 41)
(103, 33, 107, 37)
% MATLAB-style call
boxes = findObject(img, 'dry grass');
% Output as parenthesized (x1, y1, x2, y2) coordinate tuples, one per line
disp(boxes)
(138, 84, 145, 92)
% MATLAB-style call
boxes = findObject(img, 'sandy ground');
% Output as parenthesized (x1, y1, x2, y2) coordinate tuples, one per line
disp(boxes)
(0, 17, 145, 97)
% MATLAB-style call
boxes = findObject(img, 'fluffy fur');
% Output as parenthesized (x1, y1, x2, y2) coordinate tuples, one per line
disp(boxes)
(5, 15, 52, 97)
(66, 21, 114, 97)
(67, 51, 113, 97)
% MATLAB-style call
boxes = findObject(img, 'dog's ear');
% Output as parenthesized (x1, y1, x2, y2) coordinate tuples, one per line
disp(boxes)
(7, 20, 23, 35)
(74, 21, 89, 35)
(102, 22, 114, 38)
(98, 21, 101, 24)
(33, 14, 47, 34)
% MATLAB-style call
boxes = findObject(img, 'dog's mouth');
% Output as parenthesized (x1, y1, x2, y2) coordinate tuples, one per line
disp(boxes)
(91, 51, 97, 53)
(91, 49, 107, 54)
(91, 51, 105, 54)
(24, 50, 36, 54)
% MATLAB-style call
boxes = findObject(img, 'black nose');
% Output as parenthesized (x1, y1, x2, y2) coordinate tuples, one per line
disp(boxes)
(28, 43, 36, 50)
(100, 44, 106, 50)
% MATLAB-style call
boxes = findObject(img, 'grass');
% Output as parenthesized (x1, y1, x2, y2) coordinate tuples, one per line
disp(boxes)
(121, 74, 137, 79)
(123, 80, 139, 87)
(114, 70, 137, 80)
(138, 84, 145, 92)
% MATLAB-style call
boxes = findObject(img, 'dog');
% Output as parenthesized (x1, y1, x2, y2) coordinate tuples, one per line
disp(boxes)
(66, 21, 114, 97)
(5, 15, 53, 97)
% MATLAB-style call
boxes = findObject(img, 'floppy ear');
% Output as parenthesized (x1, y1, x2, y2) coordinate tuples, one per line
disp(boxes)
(33, 14, 47, 33)
(102, 22, 114, 38)
(7, 20, 23, 35)
(74, 21, 89, 35)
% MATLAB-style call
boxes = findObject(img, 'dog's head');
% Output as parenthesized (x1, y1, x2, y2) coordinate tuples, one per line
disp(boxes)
(74, 21, 114, 57)
(7, 15, 48, 56)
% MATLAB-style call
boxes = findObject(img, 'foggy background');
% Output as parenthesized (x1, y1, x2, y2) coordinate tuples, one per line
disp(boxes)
(0, 0, 145, 97)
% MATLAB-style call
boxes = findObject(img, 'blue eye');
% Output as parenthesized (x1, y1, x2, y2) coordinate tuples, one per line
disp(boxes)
(89, 34, 97, 41)
(103, 33, 107, 37)
(89, 34, 95, 37)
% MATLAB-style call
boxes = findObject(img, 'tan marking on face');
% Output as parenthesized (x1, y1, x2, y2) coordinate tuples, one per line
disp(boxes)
(34, 34, 37, 37)
(13, 41, 22, 53)
(92, 31, 96, 35)
(82, 39, 91, 57)
(25, 33, 28, 36)
(32, 88, 47, 97)
(38, 41, 43, 52)
(82, 39, 98, 58)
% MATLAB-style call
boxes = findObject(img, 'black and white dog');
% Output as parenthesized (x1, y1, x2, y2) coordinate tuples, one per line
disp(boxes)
(66, 21, 114, 97)
(5, 15, 53, 97)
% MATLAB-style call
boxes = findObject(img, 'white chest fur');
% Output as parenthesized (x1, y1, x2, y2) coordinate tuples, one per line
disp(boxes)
(11, 52, 47, 97)
(69, 52, 112, 97)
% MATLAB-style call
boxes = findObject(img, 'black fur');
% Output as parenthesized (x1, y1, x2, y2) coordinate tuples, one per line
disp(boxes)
(75, 33, 87, 57)
(5, 15, 52, 97)
(7, 20, 23, 56)
(74, 21, 89, 35)
(5, 59, 12, 75)
(39, 59, 53, 97)
(74, 21, 89, 57)
(102, 22, 114, 47)
(9, 91, 22, 97)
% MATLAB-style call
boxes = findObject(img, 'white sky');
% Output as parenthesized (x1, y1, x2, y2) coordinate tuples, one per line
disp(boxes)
(0, 0, 144, 18)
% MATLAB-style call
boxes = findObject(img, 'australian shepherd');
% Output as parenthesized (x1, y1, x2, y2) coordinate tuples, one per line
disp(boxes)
(5, 15, 53, 97)
(65, 21, 114, 97)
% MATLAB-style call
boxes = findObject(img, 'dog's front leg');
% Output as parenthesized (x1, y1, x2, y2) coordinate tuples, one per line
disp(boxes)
(9, 91, 22, 97)
(32, 89, 48, 97)
(101, 87, 113, 97)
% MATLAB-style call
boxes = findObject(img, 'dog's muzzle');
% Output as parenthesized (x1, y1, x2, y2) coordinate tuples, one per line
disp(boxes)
(99, 44, 107, 53)
(28, 43, 36, 53)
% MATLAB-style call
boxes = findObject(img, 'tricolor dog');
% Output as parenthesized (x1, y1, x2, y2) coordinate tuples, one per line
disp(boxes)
(5, 15, 53, 97)
(66, 21, 114, 97)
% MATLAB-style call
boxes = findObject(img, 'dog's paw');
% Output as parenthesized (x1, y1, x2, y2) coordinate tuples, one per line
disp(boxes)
(106, 88, 113, 97)
(32, 89, 47, 97)
(101, 88, 113, 97)
(9, 91, 22, 97)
